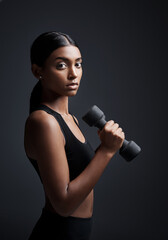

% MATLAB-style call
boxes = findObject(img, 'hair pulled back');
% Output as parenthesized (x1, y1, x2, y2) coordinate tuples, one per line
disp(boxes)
(29, 31, 78, 114)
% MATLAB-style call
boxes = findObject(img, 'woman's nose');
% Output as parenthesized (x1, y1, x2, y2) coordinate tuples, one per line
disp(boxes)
(68, 66, 78, 79)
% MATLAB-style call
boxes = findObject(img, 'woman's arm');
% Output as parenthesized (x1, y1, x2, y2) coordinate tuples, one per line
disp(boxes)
(26, 112, 124, 217)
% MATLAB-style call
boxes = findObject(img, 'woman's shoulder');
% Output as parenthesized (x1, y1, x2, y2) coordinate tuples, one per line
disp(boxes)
(26, 110, 55, 125)
(24, 110, 65, 159)
(25, 110, 61, 136)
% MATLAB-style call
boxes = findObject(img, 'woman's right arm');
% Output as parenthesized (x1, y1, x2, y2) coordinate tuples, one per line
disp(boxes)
(25, 113, 125, 217)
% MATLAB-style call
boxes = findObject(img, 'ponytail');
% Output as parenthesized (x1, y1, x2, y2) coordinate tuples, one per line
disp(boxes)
(29, 80, 42, 114)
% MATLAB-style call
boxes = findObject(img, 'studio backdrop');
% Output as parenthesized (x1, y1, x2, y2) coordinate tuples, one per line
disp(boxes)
(0, 0, 167, 239)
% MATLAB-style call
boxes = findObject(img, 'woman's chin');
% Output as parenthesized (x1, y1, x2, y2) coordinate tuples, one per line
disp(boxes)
(67, 90, 78, 97)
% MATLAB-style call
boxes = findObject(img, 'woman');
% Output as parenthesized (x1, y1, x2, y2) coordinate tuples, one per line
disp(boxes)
(24, 31, 125, 240)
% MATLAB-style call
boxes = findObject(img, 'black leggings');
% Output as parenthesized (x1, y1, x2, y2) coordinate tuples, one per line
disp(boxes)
(28, 208, 93, 240)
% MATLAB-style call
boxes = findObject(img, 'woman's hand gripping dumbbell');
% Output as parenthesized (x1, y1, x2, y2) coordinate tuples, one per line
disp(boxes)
(82, 105, 141, 161)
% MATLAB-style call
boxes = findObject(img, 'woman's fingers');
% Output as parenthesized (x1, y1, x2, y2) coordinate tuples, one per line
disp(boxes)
(98, 120, 124, 137)
(105, 121, 123, 132)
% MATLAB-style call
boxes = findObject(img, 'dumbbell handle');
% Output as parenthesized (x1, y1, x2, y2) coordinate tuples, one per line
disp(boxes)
(82, 105, 141, 161)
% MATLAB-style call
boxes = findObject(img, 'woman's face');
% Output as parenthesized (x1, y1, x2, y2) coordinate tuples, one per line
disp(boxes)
(40, 45, 83, 97)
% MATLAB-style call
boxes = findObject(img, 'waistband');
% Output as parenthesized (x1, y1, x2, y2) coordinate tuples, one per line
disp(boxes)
(42, 207, 93, 222)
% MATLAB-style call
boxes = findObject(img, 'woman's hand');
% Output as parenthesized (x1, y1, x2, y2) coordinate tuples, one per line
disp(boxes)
(98, 120, 125, 156)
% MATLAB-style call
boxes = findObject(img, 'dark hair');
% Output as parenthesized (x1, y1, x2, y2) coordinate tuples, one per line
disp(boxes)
(29, 31, 79, 114)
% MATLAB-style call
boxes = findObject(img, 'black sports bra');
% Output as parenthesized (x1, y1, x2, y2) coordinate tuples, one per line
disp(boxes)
(27, 104, 95, 182)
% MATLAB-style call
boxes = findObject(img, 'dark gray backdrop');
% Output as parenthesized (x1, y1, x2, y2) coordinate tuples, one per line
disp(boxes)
(0, 0, 168, 239)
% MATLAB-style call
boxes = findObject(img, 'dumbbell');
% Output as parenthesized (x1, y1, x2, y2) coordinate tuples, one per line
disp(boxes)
(82, 105, 141, 161)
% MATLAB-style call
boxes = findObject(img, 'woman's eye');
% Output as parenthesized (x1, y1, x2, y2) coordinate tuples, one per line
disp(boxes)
(76, 62, 82, 68)
(56, 63, 67, 69)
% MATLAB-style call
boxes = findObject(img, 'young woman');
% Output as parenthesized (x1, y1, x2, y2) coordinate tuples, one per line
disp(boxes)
(24, 31, 125, 240)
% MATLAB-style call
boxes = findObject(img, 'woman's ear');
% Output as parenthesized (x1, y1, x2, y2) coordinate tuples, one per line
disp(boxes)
(31, 64, 42, 79)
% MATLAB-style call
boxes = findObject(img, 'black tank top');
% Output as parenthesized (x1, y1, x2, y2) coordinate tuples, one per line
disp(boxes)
(28, 104, 95, 182)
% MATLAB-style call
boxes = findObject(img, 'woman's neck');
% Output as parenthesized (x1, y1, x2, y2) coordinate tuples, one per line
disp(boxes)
(41, 96, 69, 115)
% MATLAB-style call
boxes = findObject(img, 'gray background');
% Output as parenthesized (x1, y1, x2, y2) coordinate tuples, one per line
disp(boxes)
(0, 0, 168, 239)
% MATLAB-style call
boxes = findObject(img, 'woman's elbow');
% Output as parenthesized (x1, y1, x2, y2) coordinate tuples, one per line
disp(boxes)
(50, 193, 75, 217)
(52, 202, 74, 217)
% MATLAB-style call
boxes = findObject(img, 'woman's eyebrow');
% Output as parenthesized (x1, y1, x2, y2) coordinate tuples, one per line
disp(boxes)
(54, 57, 82, 61)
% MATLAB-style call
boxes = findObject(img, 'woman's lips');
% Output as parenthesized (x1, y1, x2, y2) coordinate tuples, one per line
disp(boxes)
(66, 83, 78, 89)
